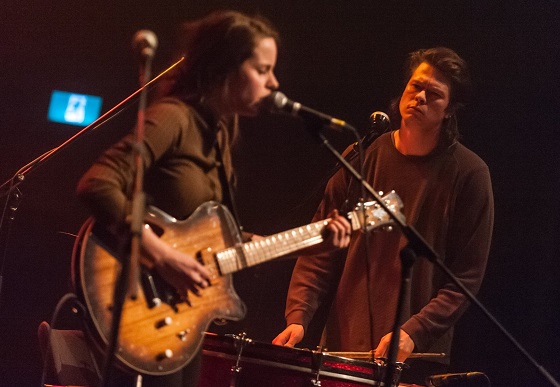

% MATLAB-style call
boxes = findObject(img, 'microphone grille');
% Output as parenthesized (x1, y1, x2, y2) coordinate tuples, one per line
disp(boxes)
(369, 111, 390, 126)
(132, 30, 158, 56)
(262, 91, 288, 112)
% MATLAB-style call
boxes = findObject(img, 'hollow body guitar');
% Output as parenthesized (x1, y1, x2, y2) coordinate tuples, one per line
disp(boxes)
(72, 192, 403, 375)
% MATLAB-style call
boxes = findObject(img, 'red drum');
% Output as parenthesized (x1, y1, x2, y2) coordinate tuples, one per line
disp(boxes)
(198, 333, 404, 386)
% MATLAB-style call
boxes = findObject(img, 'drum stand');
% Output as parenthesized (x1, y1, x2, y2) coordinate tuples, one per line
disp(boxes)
(228, 332, 252, 387)
(310, 349, 324, 386)
(382, 246, 416, 386)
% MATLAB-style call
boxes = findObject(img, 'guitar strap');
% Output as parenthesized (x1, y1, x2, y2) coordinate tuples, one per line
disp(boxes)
(214, 137, 245, 235)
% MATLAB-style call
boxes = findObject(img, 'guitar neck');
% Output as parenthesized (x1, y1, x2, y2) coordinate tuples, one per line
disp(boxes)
(216, 219, 325, 275)
(216, 211, 366, 275)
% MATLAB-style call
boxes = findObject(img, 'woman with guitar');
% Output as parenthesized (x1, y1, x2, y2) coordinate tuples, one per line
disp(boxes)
(76, 9, 352, 387)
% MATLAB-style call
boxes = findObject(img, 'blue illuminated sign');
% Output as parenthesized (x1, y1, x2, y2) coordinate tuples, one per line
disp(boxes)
(48, 90, 103, 126)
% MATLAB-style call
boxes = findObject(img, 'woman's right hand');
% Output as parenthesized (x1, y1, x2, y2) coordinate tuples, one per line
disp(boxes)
(141, 225, 211, 296)
(272, 324, 304, 347)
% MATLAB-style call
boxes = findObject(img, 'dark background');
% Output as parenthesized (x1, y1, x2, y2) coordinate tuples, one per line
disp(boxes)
(1, 1, 559, 386)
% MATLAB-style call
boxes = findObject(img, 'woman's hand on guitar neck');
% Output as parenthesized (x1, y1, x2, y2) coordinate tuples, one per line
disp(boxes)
(140, 225, 211, 296)
(299, 209, 352, 256)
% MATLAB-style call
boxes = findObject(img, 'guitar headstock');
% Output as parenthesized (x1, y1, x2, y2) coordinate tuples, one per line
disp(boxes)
(348, 190, 405, 233)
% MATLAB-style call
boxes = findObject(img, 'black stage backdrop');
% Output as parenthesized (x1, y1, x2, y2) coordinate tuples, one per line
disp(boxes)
(0, 1, 558, 386)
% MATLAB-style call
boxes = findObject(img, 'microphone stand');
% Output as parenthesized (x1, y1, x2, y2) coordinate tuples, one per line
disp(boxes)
(98, 45, 157, 387)
(0, 56, 183, 329)
(301, 122, 560, 387)
(0, 176, 23, 304)
(128, 47, 154, 301)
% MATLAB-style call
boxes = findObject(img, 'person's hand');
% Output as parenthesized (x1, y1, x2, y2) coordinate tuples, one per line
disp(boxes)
(153, 246, 211, 297)
(299, 209, 352, 256)
(374, 329, 415, 362)
(323, 209, 352, 250)
(272, 324, 304, 347)
(141, 225, 211, 296)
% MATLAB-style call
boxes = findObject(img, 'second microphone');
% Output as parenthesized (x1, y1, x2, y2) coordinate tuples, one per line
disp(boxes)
(262, 91, 355, 131)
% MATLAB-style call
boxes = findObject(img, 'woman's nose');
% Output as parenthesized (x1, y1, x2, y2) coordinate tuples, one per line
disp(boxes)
(268, 72, 279, 90)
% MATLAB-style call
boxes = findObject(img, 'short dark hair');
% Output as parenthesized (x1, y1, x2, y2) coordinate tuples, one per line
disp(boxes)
(164, 10, 279, 100)
(389, 47, 472, 146)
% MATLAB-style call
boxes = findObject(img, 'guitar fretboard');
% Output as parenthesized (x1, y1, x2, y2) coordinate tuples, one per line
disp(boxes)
(214, 192, 401, 276)
(216, 219, 330, 275)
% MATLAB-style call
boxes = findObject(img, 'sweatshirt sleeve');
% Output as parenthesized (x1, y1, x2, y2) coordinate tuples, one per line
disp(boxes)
(76, 100, 188, 225)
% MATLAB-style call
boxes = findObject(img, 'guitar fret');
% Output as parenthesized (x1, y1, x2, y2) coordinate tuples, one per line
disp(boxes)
(216, 248, 239, 275)
(216, 220, 329, 275)
(242, 221, 328, 267)
(348, 212, 360, 231)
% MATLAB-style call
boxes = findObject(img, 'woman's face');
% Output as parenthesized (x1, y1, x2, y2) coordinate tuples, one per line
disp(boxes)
(224, 37, 279, 116)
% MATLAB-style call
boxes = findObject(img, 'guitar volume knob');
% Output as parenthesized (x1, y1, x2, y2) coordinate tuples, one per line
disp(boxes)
(155, 316, 173, 329)
(156, 349, 173, 361)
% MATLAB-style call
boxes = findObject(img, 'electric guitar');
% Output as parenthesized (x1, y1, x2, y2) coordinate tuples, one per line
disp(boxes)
(72, 192, 403, 375)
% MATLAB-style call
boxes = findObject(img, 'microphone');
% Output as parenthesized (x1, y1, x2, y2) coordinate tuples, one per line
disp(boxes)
(362, 111, 391, 148)
(132, 29, 158, 58)
(369, 111, 391, 133)
(340, 110, 390, 162)
(262, 91, 352, 131)
(426, 372, 490, 387)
